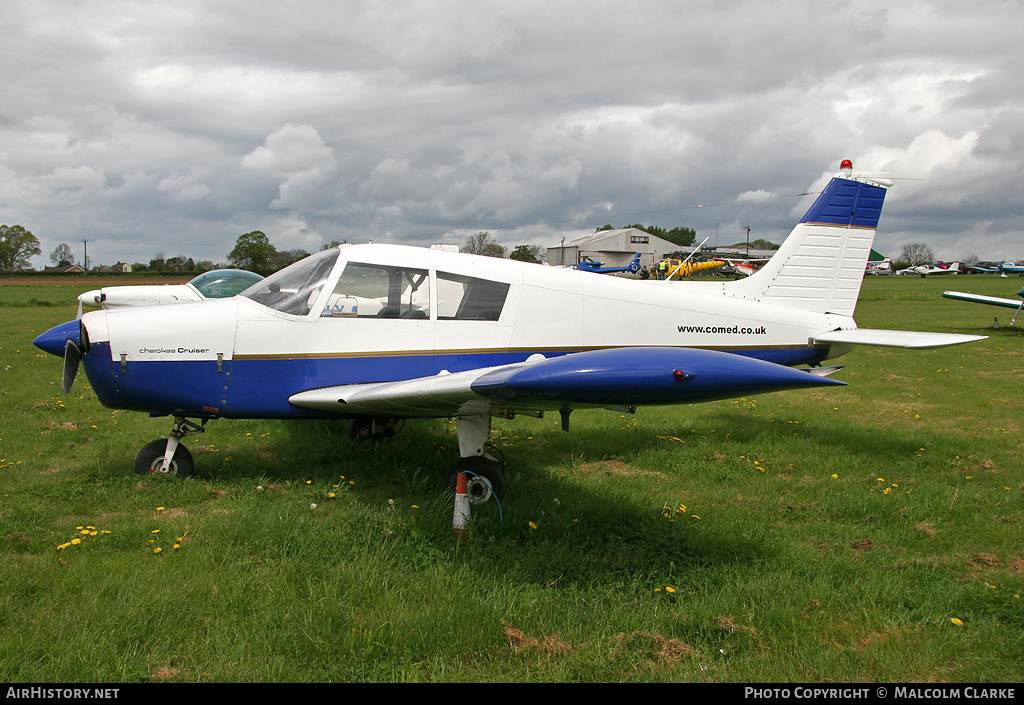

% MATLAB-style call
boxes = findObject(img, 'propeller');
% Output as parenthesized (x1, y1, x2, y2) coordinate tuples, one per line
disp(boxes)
(62, 338, 82, 395)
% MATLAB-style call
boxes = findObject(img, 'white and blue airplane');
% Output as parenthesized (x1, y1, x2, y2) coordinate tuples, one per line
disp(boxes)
(34, 161, 985, 503)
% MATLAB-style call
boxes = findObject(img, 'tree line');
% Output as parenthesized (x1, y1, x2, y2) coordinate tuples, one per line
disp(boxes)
(0, 225, 314, 275)
(4, 222, 991, 276)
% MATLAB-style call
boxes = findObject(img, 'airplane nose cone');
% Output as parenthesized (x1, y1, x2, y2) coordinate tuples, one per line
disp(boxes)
(33, 320, 82, 357)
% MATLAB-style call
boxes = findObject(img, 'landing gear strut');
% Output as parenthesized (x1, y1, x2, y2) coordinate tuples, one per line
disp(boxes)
(134, 417, 206, 478)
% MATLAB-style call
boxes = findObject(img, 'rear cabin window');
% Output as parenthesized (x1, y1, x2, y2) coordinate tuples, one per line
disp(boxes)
(323, 262, 429, 318)
(436, 272, 509, 321)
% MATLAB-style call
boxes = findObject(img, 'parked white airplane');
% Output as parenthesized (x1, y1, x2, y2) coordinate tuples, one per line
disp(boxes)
(76, 269, 263, 317)
(914, 262, 960, 277)
(35, 161, 984, 503)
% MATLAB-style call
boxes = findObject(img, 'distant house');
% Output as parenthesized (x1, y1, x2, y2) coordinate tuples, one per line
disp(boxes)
(548, 228, 683, 269)
(98, 262, 132, 273)
(42, 264, 86, 274)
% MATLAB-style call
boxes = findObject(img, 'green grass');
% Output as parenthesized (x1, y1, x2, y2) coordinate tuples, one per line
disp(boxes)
(1, 275, 1022, 682)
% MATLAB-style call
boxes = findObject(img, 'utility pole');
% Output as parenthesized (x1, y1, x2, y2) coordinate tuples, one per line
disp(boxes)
(82, 240, 89, 271)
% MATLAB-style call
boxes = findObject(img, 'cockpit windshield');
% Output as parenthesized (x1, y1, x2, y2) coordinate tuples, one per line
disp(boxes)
(240, 249, 341, 316)
(189, 269, 265, 299)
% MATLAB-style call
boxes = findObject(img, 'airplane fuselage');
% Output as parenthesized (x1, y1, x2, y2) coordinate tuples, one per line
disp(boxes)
(68, 243, 850, 420)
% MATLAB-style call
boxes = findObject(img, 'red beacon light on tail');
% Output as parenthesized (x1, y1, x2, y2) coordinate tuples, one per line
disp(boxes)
(840, 159, 854, 178)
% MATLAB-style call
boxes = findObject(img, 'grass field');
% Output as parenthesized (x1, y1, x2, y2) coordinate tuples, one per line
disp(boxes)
(1, 274, 1021, 682)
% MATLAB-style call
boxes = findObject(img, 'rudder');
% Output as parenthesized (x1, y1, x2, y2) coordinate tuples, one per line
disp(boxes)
(728, 173, 889, 317)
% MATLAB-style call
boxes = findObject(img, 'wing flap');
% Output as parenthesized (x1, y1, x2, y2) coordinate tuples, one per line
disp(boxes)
(814, 329, 986, 349)
(288, 364, 521, 417)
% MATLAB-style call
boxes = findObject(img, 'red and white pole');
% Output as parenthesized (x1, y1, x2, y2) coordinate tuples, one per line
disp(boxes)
(452, 471, 470, 537)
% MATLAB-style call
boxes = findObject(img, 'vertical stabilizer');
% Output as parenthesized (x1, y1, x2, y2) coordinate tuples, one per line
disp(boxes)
(728, 173, 888, 317)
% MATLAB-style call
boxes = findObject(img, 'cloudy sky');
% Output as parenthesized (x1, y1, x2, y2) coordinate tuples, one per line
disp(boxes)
(2, 0, 1022, 269)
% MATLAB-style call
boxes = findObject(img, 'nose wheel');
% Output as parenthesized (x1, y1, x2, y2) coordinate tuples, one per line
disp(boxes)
(135, 439, 194, 478)
(134, 416, 206, 478)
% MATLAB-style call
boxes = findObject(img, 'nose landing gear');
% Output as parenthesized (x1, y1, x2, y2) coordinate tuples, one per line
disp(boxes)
(134, 417, 206, 478)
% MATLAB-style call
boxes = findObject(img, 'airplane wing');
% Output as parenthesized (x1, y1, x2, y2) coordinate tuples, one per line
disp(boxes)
(813, 329, 986, 349)
(288, 346, 845, 418)
(942, 291, 1024, 310)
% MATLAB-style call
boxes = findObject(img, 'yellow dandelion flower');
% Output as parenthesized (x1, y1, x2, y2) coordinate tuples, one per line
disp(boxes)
(528, 522, 537, 530)
(173, 544, 181, 550)
(665, 587, 676, 593)
(831, 474, 839, 479)
(328, 492, 336, 498)
(951, 618, 963, 626)
(151, 529, 160, 534)
(156, 507, 164, 511)
(153, 547, 162, 554)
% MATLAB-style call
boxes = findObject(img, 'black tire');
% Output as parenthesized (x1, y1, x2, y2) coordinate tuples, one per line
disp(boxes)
(444, 456, 507, 504)
(348, 418, 398, 440)
(348, 418, 372, 439)
(134, 439, 194, 478)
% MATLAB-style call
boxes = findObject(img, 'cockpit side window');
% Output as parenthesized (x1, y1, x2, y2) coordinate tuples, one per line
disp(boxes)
(436, 272, 509, 321)
(241, 249, 340, 316)
(323, 262, 430, 318)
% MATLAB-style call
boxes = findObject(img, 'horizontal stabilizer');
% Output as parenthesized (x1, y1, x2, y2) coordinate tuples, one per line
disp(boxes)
(814, 329, 986, 349)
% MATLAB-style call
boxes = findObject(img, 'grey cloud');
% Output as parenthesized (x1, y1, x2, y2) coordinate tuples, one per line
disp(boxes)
(1, 0, 1022, 267)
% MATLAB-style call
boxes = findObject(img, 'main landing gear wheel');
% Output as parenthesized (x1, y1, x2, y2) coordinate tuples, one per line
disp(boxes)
(444, 456, 507, 504)
(134, 439, 194, 478)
